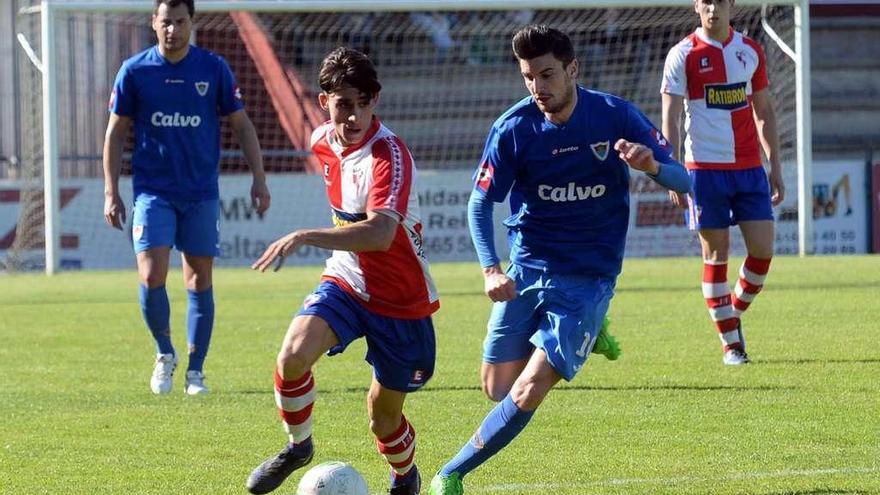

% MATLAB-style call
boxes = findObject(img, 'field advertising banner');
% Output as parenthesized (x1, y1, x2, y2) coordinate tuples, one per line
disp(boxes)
(0, 161, 868, 270)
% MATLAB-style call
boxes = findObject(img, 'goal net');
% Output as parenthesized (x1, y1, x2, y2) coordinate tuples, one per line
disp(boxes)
(1, 1, 804, 272)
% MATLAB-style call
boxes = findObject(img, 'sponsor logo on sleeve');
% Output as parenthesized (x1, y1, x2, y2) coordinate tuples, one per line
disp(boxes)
(704, 81, 748, 111)
(234, 85, 242, 100)
(476, 160, 494, 192)
(108, 89, 117, 110)
(650, 128, 671, 151)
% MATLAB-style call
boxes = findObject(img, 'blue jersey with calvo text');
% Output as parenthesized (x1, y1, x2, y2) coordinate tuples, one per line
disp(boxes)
(109, 45, 244, 200)
(472, 86, 674, 277)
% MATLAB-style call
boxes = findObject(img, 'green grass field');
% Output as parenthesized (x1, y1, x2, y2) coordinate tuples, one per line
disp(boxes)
(1, 256, 878, 495)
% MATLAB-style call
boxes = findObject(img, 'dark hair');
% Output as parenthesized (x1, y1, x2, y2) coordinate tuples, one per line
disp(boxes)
(318, 47, 382, 98)
(155, 0, 194, 17)
(512, 25, 575, 67)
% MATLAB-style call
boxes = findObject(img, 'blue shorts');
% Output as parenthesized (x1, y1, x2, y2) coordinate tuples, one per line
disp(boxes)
(483, 264, 616, 381)
(297, 281, 436, 393)
(686, 167, 774, 230)
(132, 193, 220, 256)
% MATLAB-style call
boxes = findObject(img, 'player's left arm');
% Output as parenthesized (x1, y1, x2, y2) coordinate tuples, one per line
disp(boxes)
(620, 104, 690, 193)
(252, 210, 399, 272)
(751, 88, 785, 205)
(228, 109, 271, 216)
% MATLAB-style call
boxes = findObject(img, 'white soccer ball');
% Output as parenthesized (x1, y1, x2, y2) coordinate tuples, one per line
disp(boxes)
(296, 461, 369, 495)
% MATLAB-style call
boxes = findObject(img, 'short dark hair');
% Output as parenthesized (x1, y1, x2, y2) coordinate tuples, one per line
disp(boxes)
(155, 0, 194, 17)
(318, 47, 382, 98)
(512, 25, 575, 67)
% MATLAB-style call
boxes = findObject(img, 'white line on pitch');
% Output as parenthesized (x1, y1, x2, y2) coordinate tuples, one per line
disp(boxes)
(476, 466, 880, 492)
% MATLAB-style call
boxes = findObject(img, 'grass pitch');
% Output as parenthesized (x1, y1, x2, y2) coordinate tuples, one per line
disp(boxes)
(1, 256, 878, 494)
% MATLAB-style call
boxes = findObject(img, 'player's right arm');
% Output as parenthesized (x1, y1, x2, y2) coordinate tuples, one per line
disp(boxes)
(661, 93, 687, 207)
(469, 123, 518, 302)
(102, 112, 131, 230)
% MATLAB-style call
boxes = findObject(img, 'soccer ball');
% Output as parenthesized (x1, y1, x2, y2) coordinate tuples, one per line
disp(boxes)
(296, 461, 369, 495)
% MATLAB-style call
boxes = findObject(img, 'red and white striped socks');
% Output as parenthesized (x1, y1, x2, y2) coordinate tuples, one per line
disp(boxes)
(376, 416, 417, 479)
(732, 255, 772, 317)
(702, 260, 742, 351)
(274, 368, 315, 445)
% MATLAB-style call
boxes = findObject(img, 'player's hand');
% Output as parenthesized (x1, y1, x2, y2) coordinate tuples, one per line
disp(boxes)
(252, 231, 300, 272)
(769, 168, 785, 206)
(251, 178, 271, 217)
(669, 190, 689, 209)
(103, 193, 126, 230)
(482, 265, 516, 302)
(614, 139, 658, 175)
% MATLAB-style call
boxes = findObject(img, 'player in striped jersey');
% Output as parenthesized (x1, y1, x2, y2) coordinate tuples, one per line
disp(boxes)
(661, 0, 785, 365)
(246, 47, 437, 495)
(430, 25, 691, 495)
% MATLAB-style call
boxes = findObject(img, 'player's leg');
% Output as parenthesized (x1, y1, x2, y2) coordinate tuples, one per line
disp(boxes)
(734, 220, 773, 317)
(480, 263, 540, 402)
(481, 359, 529, 402)
(364, 313, 435, 494)
(430, 350, 553, 495)
(689, 170, 746, 364)
(368, 382, 421, 495)
(132, 193, 177, 394)
(248, 282, 365, 495)
(730, 167, 776, 321)
(176, 199, 220, 395)
(246, 314, 337, 494)
(431, 273, 612, 495)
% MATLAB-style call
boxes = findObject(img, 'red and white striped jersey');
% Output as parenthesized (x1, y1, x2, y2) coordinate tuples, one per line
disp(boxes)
(662, 27, 769, 170)
(310, 117, 439, 319)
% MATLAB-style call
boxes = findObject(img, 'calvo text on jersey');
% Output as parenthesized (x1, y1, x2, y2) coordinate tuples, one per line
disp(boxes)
(151, 111, 202, 128)
(538, 182, 607, 202)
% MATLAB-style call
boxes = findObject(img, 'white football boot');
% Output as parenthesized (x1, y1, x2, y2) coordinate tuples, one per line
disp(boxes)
(723, 348, 751, 365)
(150, 353, 178, 394)
(184, 370, 209, 395)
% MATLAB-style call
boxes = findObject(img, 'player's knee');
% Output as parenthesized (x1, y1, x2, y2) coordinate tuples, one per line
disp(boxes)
(510, 379, 546, 411)
(276, 351, 311, 381)
(481, 380, 509, 402)
(138, 267, 166, 288)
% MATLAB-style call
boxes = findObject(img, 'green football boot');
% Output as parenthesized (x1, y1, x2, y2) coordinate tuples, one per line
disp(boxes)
(429, 472, 463, 495)
(591, 316, 621, 361)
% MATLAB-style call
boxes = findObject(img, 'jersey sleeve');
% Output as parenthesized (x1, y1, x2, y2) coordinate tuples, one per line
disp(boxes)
(748, 40, 770, 92)
(472, 123, 518, 203)
(625, 103, 675, 164)
(661, 43, 688, 96)
(216, 56, 245, 116)
(109, 63, 136, 116)
(367, 136, 413, 221)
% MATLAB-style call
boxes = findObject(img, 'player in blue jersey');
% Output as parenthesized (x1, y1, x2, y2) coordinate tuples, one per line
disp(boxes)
(429, 25, 691, 495)
(102, 0, 270, 395)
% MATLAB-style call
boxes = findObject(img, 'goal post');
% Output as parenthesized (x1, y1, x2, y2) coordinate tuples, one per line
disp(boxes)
(15, 0, 812, 273)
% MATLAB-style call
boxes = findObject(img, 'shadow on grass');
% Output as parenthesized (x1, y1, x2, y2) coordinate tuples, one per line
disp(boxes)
(761, 358, 880, 365)
(235, 383, 795, 395)
(756, 490, 872, 495)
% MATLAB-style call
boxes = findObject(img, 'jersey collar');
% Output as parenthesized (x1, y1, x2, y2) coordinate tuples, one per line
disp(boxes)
(695, 27, 735, 48)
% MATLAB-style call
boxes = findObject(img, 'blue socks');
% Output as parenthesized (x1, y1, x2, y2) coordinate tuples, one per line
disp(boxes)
(186, 287, 214, 372)
(139, 284, 174, 355)
(440, 394, 535, 478)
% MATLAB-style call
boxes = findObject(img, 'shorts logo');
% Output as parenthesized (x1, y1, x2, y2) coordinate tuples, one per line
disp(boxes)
(476, 160, 494, 192)
(704, 82, 748, 111)
(302, 293, 322, 309)
(412, 369, 425, 383)
(233, 85, 242, 100)
(132, 225, 144, 241)
(590, 141, 610, 161)
(195, 81, 209, 96)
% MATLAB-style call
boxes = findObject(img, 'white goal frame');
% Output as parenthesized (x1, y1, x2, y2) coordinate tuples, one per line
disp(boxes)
(30, 0, 812, 273)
